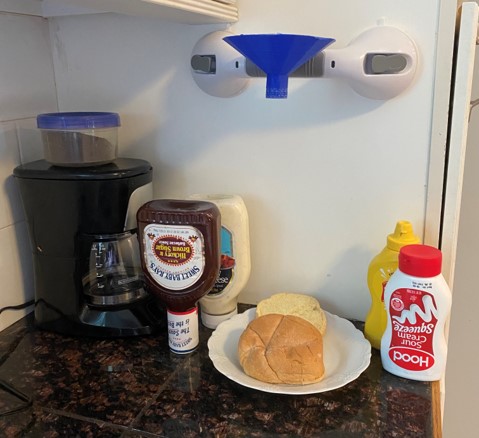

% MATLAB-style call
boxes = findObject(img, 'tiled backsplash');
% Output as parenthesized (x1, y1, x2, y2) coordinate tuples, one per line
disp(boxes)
(0, 11, 57, 332)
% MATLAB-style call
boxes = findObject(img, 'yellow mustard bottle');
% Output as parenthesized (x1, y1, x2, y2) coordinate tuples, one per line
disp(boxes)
(364, 221, 420, 349)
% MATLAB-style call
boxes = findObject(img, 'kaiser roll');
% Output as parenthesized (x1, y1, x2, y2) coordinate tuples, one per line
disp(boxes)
(256, 292, 327, 336)
(237, 314, 325, 385)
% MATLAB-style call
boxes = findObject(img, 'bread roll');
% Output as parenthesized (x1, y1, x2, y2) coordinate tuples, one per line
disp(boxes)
(238, 314, 324, 385)
(256, 293, 327, 335)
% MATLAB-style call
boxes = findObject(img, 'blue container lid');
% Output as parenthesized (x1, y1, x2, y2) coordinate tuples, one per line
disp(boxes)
(37, 112, 120, 130)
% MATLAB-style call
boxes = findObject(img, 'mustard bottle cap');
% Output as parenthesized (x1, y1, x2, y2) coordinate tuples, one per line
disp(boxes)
(386, 220, 420, 252)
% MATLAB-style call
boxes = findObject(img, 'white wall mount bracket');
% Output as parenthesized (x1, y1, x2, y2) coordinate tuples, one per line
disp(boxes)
(190, 26, 418, 100)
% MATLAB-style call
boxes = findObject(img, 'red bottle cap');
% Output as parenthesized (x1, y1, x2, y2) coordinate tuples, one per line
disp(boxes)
(398, 244, 442, 277)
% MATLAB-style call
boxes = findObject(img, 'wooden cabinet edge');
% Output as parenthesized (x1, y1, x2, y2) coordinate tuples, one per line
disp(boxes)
(432, 380, 443, 438)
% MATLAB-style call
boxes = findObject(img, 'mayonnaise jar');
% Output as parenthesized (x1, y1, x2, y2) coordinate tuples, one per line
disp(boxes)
(188, 194, 251, 328)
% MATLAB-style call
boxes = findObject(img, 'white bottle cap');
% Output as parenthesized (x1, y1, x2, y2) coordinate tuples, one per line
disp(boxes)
(201, 308, 238, 329)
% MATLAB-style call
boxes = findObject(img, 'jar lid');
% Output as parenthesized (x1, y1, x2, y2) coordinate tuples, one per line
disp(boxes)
(201, 308, 238, 329)
(37, 112, 120, 129)
(137, 199, 220, 225)
(398, 244, 442, 277)
(387, 220, 420, 252)
(13, 158, 151, 181)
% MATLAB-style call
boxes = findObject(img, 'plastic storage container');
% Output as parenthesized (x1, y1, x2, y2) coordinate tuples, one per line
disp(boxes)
(364, 221, 420, 349)
(37, 112, 120, 167)
(381, 244, 452, 381)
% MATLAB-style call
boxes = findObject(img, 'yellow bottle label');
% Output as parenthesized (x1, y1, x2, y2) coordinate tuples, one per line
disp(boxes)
(365, 261, 398, 349)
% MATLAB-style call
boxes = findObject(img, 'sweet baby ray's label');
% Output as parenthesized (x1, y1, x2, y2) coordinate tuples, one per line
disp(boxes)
(387, 287, 438, 371)
(143, 224, 205, 291)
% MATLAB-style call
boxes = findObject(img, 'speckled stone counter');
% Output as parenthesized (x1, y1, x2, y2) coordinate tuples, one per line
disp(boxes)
(0, 306, 440, 437)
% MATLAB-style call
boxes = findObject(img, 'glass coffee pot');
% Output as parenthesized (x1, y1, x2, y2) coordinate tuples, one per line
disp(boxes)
(82, 231, 147, 307)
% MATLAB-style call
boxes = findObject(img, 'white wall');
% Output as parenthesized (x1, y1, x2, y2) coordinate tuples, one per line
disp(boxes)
(0, 0, 455, 328)
(47, 0, 453, 318)
(0, 10, 57, 331)
(48, 0, 452, 320)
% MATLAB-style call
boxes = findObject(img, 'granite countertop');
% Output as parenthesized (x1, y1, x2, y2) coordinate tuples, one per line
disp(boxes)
(0, 305, 441, 437)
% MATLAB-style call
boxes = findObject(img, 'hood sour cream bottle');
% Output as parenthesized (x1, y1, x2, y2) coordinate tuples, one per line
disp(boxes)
(380, 244, 452, 381)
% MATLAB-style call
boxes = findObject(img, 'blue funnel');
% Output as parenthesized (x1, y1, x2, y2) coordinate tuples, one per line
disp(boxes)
(223, 34, 335, 98)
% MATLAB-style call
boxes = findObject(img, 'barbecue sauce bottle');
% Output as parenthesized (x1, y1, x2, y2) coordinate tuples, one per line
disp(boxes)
(137, 200, 221, 354)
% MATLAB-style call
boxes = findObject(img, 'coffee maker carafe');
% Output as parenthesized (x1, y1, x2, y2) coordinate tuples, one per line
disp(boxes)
(13, 158, 164, 337)
(82, 231, 148, 307)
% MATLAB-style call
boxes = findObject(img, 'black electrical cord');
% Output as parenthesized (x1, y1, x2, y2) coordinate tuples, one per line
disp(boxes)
(0, 300, 34, 316)
(0, 300, 35, 416)
(0, 379, 32, 416)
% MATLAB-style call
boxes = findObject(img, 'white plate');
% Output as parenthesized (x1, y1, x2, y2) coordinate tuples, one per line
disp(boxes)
(207, 308, 371, 395)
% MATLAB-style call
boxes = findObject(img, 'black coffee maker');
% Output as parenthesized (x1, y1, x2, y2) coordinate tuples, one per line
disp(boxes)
(13, 158, 165, 337)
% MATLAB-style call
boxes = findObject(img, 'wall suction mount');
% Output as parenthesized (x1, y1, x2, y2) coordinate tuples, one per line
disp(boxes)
(191, 27, 418, 100)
